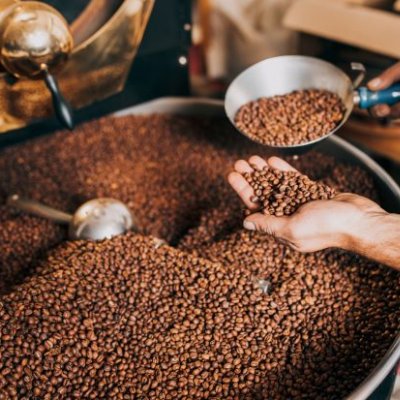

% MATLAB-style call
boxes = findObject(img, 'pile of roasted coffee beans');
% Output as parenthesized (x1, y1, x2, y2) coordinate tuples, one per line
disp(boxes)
(244, 166, 336, 216)
(235, 89, 346, 146)
(0, 114, 398, 400)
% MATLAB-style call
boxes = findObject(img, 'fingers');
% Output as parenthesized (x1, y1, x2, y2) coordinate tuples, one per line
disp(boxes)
(267, 156, 298, 172)
(248, 155, 298, 173)
(369, 103, 400, 119)
(243, 212, 289, 236)
(234, 159, 253, 174)
(367, 62, 400, 118)
(235, 156, 298, 174)
(248, 155, 268, 170)
(229, 157, 268, 210)
(231, 159, 258, 209)
(227, 171, 258, 210)
(368, 62, 400, 91)
(370, 104, 391, 118)
(228, 155, 299, 209)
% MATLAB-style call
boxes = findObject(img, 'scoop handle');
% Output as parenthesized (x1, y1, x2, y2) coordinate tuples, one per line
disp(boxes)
(356, 83, 400, 109)
(43, 69, 74, 130)
(7, 195, 72, 224)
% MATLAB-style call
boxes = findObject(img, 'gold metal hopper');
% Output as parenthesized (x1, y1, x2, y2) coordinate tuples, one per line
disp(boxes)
(0, 0, 154, 132)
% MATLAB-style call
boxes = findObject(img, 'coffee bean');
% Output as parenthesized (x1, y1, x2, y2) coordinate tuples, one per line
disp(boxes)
(0, 114, 397, 400)
(235, 89, 345, 146)
(244, 166, 335, 216)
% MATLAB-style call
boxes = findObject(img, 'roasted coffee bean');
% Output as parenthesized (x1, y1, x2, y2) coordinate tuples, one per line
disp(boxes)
(235, 89, 345, 146)
(0, 115, 398, 400)
(243, 166, 336, 216)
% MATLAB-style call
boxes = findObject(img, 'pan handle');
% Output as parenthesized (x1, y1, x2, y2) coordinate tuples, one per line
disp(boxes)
(43, 68, 75, 130)
(7, 194, 73, 224)
(356, 83, 400, 109)
(350, 62, 366, 89)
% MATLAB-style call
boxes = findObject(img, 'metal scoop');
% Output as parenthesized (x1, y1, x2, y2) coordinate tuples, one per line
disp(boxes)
(7, 194, 135, 241)
(225, 55, 400, 154)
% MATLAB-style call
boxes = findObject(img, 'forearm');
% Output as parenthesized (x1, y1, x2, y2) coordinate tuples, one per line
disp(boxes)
(344, 212, 400, 270)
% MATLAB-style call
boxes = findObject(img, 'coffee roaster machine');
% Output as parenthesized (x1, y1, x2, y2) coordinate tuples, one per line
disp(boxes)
(0, 2, 399, 399)
(0, 0, 191, 144)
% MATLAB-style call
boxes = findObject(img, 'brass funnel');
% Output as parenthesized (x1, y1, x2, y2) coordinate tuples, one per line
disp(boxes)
(0, 0, 74, 129)
(0, 0, 154, 132)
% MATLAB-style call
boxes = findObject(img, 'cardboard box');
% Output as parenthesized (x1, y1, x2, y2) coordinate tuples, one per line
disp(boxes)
(284, 0, 400, 58)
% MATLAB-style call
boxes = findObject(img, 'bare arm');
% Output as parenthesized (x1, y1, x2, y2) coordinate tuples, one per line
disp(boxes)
(228, 155, 400, 271)
(345, 212, 400, 269)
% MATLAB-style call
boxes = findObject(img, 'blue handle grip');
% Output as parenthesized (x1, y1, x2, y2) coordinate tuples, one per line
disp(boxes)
(357, 83, 400, 109)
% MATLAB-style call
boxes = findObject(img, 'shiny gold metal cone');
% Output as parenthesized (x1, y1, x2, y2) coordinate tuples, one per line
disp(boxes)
(0, 0, 154, 132)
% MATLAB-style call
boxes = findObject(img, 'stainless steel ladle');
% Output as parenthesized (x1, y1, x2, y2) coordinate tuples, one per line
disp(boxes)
(225, 55, 400, 155)
(7, 194, 135, 240)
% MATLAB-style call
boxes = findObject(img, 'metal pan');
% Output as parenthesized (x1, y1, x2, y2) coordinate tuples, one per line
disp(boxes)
(114, 96, 400, 400)
(225, 55, 400, 155)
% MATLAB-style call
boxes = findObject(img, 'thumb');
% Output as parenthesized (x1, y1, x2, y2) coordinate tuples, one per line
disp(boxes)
(368, 63, 400, 91)
(244, 213, 289, 236)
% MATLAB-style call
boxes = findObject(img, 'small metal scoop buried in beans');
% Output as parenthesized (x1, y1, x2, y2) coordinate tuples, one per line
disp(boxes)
(7, 195, 136, 241)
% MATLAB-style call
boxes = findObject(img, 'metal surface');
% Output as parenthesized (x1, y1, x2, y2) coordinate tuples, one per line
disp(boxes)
(7, 195, 135, 241)
(0, 1, 74, 128)
(114, 97, 400, 400)
(0, 0, 154, 132)
(69, 198, 134, 241)
(350, 62, 366, 90)
(0, 1, 73, 78)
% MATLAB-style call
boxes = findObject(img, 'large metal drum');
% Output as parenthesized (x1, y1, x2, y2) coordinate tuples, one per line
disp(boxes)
(115, 97, 400, 400)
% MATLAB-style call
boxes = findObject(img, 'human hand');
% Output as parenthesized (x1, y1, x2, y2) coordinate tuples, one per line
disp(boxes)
(228, 156, 387, 253)
(367, 62, 400, 119)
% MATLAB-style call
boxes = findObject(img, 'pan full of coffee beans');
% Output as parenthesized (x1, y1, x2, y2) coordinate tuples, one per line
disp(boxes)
(0, 98, 400, 399)
(225, 55, 400, 154)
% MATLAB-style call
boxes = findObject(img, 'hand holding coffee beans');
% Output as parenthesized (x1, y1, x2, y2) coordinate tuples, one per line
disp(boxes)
(235, 89, 345, 146)
(228, 155, 389, 254)
(242, 160, 336, 217)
